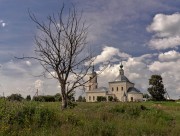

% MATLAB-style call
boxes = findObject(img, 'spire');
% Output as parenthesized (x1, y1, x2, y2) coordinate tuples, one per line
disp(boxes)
(92, 64, 95, 73)
(120, 60, 123, 69)
(119, 61, 124, 75)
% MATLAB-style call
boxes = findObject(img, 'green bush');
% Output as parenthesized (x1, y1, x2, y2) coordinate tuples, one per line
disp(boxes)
(108, 96, 113, 101)
(97, 96, 107, 102)
(7, 94, 24, 101)
(33, 95, 55, 102)
(26, 95, 31, 101)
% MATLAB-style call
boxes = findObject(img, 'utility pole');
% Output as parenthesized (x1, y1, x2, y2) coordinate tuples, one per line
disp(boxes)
(37, 89, 38, 96)
(34, 89, 39, 97)
(3, 92, 5, 100)
(164, 88, 170, 100)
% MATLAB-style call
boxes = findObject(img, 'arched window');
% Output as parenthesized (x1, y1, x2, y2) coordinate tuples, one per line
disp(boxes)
(112, 87, 114, 92)
(121, 87, 123, 91)
(93, 96, 95, 101)
(117, 87, 118, 91)
(89, 96, 91, 101)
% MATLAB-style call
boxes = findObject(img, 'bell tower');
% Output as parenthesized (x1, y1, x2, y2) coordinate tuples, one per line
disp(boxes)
(88, 66, 98, 91)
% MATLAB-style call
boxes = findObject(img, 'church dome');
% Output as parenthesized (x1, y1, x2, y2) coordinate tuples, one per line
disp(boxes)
(114, 62, 130, 82)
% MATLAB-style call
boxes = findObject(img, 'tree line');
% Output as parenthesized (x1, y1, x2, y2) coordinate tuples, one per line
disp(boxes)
(0, 93, 87, 102)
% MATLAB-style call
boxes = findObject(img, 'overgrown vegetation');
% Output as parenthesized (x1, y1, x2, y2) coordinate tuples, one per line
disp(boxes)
(0, 99, 180, 136)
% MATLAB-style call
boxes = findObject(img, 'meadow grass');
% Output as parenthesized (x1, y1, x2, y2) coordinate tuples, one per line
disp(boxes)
(0, 99, 180, 136)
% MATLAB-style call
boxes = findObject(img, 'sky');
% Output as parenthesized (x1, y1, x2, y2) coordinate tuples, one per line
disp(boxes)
(0, 0, 180, 99)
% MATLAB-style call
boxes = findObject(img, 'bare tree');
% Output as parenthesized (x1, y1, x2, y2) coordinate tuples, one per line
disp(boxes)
(27, 5, 94, 109)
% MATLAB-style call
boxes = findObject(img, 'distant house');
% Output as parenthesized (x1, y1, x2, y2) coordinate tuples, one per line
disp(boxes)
(86, 62, 143, 102)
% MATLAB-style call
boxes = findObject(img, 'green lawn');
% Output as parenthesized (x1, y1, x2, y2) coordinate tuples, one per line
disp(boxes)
(0, 99, 180, 136)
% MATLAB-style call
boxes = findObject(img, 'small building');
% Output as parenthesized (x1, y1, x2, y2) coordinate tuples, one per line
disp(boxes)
(86, 62, 143, 102)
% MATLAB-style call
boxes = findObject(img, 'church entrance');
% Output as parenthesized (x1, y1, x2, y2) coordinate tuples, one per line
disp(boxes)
(131, 97, 133, 102)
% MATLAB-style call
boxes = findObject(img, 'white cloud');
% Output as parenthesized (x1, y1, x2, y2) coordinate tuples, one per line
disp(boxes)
(158, 50, 180, 61)
(2, 60, 27, 75)
(2, 22, 6, 27)
(147, 13, 180, 50)
(149, 36, 180, 50)
(34, 79, 43, 90)
(25, 61, 31, 66)
(0, 20, 6, 28)
(94, 46, 130, 65)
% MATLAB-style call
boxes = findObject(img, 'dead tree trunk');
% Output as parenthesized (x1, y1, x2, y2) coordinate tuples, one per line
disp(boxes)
(26, 4, 94, 109)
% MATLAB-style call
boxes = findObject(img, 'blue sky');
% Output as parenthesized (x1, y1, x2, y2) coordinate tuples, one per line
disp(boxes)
(0, 0, 180, 99)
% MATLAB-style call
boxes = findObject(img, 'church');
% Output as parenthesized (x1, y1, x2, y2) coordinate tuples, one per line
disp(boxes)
(86, 62, 143, 102)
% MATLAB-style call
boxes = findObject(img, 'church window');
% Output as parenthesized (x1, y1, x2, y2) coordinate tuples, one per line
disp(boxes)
(89, 96, 91, 101)
(117, 87, 118, 91)
(112, 87, 114, 91)
(121, 87, 123, 91)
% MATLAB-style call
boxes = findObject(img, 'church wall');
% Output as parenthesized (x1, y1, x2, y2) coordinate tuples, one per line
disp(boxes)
(109, 82, 127, 101)
(88, 82, 98, 91)
(127, 93, 143, 102)
(86, 92, 107, 102)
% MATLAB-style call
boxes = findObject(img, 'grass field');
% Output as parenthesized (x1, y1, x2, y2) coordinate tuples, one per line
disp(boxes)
(0, 99, 180, 136)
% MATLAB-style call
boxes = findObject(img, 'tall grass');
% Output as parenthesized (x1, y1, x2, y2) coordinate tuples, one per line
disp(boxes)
(0, 99, 179, 136)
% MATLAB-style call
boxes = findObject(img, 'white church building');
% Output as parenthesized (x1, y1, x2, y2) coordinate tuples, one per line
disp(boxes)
(86, 63, 143, 102)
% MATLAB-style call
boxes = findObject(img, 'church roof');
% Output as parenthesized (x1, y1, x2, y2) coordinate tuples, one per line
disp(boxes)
(127, 87, 142, 94)
(94, 87, 108, 92)
(86, 87, 108, 93)
(114, 74, 130, 82)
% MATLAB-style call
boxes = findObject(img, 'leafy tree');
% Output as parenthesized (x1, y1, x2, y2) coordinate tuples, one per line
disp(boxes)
(33, 96, 45, 102)
(21, 4, 94, 109)
(54, 93, 62, 101)
(33, 95, 56, 102)
(82, 97, 86, 102)
(143, 93, 150, 99)
(148, 75, 165, 101)
(7, 94, 24, 101)
(77, 95, 86, 102)
(67, 92, 75, 102)
(26, 95, 31, 101)
(43, 95, 55, 102)
(77, 95, 83, 102)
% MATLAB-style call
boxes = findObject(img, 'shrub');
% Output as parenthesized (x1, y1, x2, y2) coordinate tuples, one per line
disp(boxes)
(33, 96, 45, 102)
(54, 93, 62, 101)
(26, 95, 31, 101)
(108, 96, 113, 101)
(97, 96, 107, 102)
(7, 94, 24, 101)
(77, 96, 83, 102)
(33, 95, 55, 102)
